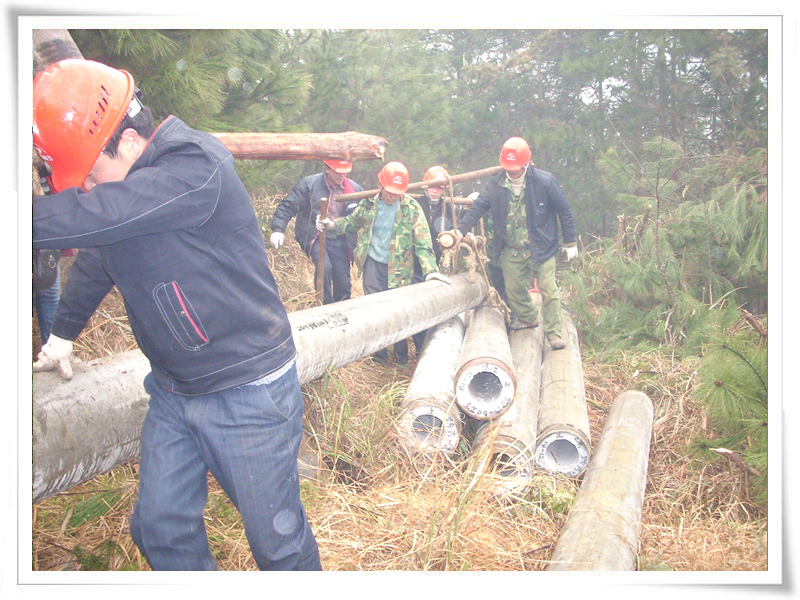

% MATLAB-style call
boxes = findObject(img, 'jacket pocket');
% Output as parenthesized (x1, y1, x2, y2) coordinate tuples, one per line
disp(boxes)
(153, 281, 210, 351)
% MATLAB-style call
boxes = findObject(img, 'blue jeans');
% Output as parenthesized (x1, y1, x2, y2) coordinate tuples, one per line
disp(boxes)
(129, 362, 321, 571)
(34, 266, 60, 345)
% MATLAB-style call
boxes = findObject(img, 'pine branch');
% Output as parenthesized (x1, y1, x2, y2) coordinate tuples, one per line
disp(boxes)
(739, 308, 767, 338)
(711, 447, 762, 477)
(720, 343, 767, 393)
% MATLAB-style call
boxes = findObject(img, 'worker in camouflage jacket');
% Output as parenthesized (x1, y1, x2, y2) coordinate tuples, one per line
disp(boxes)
(317, 161, 449, 364)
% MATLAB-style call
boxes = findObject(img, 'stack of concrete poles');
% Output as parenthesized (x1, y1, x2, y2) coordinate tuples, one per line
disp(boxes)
(397, 315, 467, 459)
(31, 272, 489, 503)
(534, 311, 592, 478)
(470, 294, 544, 498)
(547, 390, 654, 571)
(454, 305, 516, 421)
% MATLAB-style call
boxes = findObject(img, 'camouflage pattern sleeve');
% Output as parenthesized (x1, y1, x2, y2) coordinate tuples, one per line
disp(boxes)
(333, 197, 374, 235)
(409, 198, 438, 276)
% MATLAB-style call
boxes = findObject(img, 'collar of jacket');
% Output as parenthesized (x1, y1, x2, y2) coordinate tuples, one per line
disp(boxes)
(367, 193, 418, 212)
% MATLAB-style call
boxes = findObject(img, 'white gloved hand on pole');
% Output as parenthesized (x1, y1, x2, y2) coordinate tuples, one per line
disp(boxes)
(32, 334, 74, 380)
(315, 215, 335, 232)
(270, 232, 285, 250)
(426, 272, 451, 285)
(564, 245, 578, 262)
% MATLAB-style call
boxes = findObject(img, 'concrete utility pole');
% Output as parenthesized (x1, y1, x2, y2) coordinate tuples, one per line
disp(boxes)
(31, 273, 489, 502)
(32, 351, 151, 504)
(292, 273, 488, 384)
(470, 297, 544, 498)
(546, 390, 654, 571)
(534, 311, 592, 478)
(334, 166, 503, 203)
(397, 314, 467, 459)
(454, 305, 516, 420)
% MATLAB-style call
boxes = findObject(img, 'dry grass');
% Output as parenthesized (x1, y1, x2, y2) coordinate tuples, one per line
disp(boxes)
(30, 193, 768, 572)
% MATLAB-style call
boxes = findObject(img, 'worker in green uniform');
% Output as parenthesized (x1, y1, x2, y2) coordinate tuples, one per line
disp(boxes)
(455, 137, 578, 350)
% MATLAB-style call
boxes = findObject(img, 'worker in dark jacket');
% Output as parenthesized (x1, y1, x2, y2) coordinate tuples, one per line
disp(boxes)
(456, 137, 578, 350)
(270, 161, 362, 304)
(416, 165, 461, 264)
(410, 165, 460, 354)
(31, 59, 321, 571)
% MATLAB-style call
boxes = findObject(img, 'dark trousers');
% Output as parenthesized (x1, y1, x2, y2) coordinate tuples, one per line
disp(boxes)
(308, 235, 351, 304)
(363, 256, 418, 363)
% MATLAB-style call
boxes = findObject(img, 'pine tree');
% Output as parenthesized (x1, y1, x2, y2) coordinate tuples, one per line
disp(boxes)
(69, 29, 313, 192)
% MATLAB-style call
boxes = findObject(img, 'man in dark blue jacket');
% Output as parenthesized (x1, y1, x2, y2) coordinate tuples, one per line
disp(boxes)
(457, 137, 578, 350)
(270, 160, 362, 304)
(31, 59, 321, 571)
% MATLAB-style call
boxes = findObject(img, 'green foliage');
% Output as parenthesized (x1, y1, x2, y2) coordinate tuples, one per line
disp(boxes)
(72, 540, 126, 571)
(565, 130, 767, 354)
(284, 29, 456, 186)
(70, 29, 313, 193)
(67, 28, 768, 234)
(695, 332, 768, 445)
(68, 491, 121, 528)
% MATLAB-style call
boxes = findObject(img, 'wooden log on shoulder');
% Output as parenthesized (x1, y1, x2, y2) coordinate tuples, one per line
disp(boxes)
(335, 166, 503, 202)
(32, 29, 83, 77)
(210, 131, 386, 161)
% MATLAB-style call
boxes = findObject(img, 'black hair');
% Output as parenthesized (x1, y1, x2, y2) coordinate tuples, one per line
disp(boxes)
(103, 95, 156, 158)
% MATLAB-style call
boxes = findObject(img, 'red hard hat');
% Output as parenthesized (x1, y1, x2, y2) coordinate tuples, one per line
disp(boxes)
(499, 137, 532, 171)
(323, 159, 352, 174)
(378, 161, 409, 195)
(423, 165, 449, 184)
(33, 59, 136, 193)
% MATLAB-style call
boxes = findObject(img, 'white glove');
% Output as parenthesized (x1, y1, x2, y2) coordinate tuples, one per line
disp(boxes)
(426, 272, 451, 285)
(33, 334, 74, 380)
(270, 231, 285, 249)
(564, 245, 578, 262)
(315, 215, 335, 232)
(467, 192, 480, 201)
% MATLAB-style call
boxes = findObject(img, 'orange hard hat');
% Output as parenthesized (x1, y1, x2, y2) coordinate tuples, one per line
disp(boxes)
(423, 165, 449, 184)
(33, 59, 136, 193)
(378, 161, 409, 195)
(324, 159, 353, 174)
(499, 137, 532, 171)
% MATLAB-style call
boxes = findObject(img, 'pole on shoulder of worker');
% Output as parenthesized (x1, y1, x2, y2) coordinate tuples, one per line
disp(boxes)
(316, 197, 328, 305)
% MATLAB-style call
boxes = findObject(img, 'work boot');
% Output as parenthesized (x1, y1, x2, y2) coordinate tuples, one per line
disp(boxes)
(549, 336, 566, 350)
(509, 317, 539, 331)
